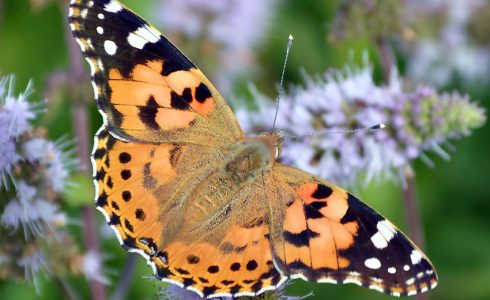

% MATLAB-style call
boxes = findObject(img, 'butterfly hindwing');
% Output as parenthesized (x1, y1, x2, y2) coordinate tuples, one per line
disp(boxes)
(69, 0, 242, 144)
(271, 164, 438, 297)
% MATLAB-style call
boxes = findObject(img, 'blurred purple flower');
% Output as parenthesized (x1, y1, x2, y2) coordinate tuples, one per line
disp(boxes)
(23, 137, 73, 192)
(0, 77, 36, 138)
(237, 62, 486, 187)
(406, 0, 490, 87)
(17, 250, 48, 293)
(0, 74, 77, 291)
(1, 181, 62, 239)
(156, 0, 278, 93)
(0, 136, 19, 187)
(81, 250, 110, 285)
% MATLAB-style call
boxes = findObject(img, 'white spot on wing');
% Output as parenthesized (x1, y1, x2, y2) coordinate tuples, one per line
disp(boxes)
(369, 284, 384, 293)
(211, 293, 233, 298)
(96, 26, 104, 35)
(371, 232, 388, 249)
(431, 281, 438, 289)
(343, 278, 362, 286)
(388, 267, 396, 274)
(104, 40, 117, 55)
(318, 277, 337, 284)
(91, 80, 99, 100)
(377, 220, 397, 240)
(291, 273, 308, 281)
(364, 257, 382, 270)
(186, 286, 204, 298)
(161, 278, 184, 288)
(104, 0, 123, 13)
(257, 285, 277, 296)
(80, 8, 88, 18)
(75, 38, 86, 52)
(403, 264, 410, 271)
(235, 292, 255, 297)
(407, 289, 417, 296)
(410, 249, 423, 265)
(87, 59, 96, 76)
(98, 13, 105, 19)
(127, 25, 160, 49)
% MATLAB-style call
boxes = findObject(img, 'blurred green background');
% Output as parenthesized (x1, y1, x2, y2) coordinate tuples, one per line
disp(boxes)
(0, 0, 489, 299)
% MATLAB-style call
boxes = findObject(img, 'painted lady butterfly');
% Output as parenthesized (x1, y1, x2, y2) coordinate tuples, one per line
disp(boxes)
(69, 0, 438, 298)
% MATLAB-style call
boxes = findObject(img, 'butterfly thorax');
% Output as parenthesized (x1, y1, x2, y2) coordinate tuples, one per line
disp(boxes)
(224, 133, 282, 183)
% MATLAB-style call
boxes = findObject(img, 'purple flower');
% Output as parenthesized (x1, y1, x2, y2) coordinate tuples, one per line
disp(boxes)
(236, 62, 486, 187)
(22, 137, 73, 192)
(0, 136, 19, 187)
(0, 77, 36, 138)
(0, 76, 39, 188)
(81, 250, 110, 285)
(1, 181, 63, 239)
(0, 74, 77, 293)
(17, 250, 48, 293)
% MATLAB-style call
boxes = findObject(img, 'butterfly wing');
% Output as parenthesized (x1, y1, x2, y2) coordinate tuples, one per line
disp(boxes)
(93, 127, 286, 298)
(269, 164, 438, 297)
(69, 0, 242, 145)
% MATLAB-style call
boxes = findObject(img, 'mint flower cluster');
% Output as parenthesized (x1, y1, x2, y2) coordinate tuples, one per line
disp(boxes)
(236, 64, 485, 187)
(0, 75, 107, 291)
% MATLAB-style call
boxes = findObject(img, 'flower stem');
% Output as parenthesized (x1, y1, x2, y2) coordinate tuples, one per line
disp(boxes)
(402, 173, 428, 300)
(402, 173, 425, 249)
(64, 3, 106, 300)
(110, 253, 139, 300)
(376, 37, 396, 79)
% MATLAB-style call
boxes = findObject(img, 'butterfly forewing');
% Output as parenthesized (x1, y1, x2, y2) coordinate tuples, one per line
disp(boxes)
(69, 0, 242, 145)
(271, 164, 438, 296)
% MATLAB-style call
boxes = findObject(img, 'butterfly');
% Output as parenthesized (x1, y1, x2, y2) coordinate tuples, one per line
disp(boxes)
(68, 0, 438, 298)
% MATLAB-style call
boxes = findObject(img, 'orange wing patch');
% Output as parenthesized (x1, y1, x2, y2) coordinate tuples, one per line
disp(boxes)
(274, 182, 358, 275)
(149, 221, 286, 297)
(93, 127, 178, 254)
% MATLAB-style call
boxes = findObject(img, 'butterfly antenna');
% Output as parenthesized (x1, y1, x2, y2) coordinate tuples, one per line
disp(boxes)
(286, 123, 386, 141)
(272, 34, 294, 132)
